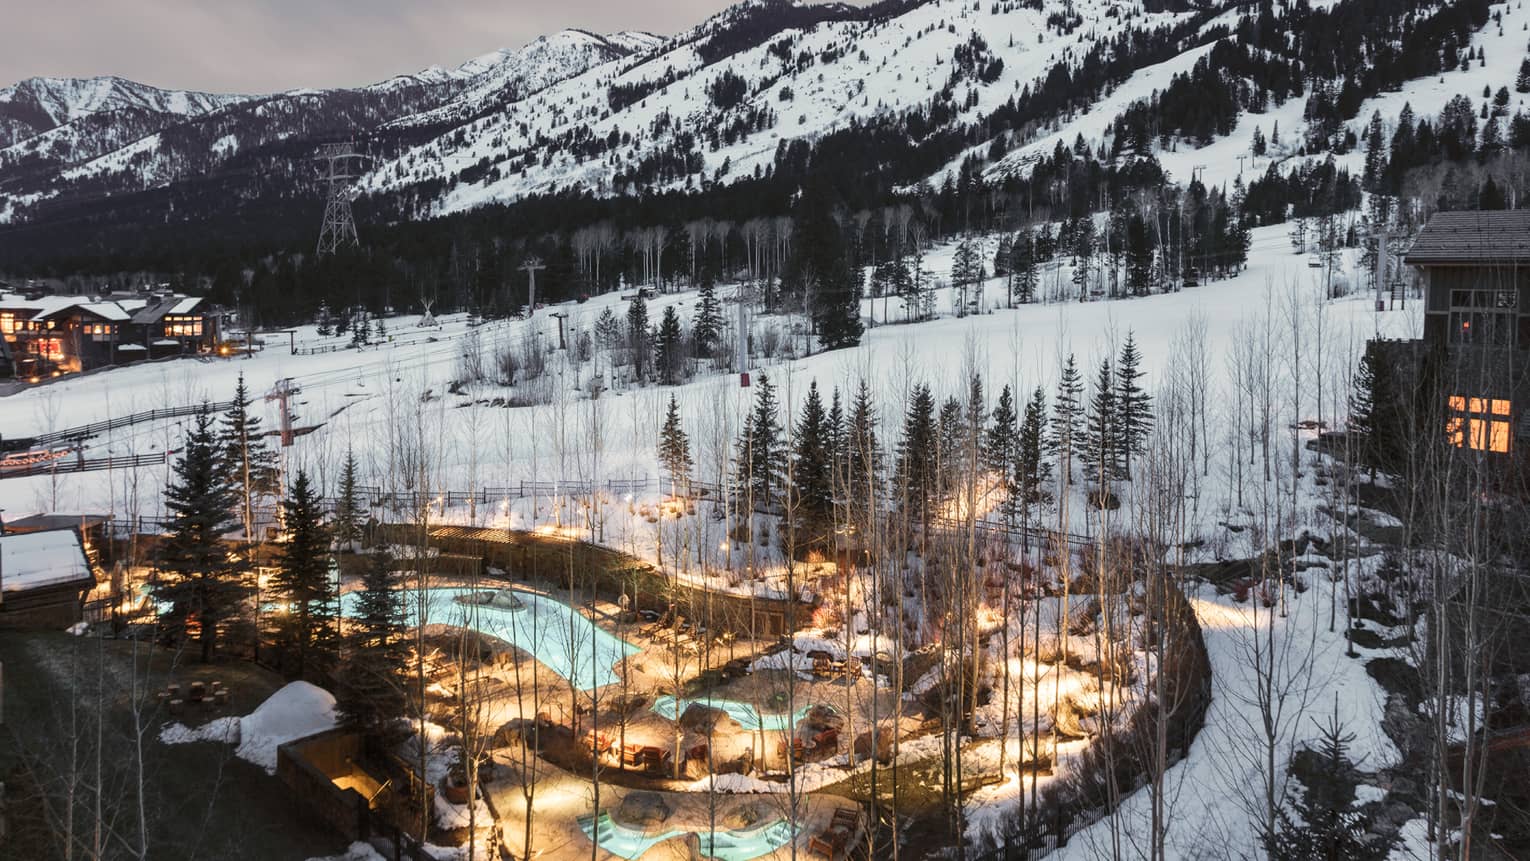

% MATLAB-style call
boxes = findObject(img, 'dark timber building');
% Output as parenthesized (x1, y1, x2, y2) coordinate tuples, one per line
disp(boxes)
(1399, 211, 1530, 458)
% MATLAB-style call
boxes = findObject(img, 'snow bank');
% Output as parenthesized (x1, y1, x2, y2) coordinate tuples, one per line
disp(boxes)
(236, 681, 339, 772)
(158, 681, 337, 774)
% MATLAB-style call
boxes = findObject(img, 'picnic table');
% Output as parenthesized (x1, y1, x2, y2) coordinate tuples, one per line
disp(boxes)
(583, 730, 614, 755)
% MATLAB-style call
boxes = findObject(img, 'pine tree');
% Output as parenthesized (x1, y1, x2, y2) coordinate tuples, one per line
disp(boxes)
(627, 293, 651, 380)
(272, 470, 336, 680)
(1016, 386, 1051, 506)
(1263, 710, 1390, 861)
(350, 312, 370, 347)
(658, 395, 693, 492)
(1362, 111, 1388, 193)
(951, 237, 984, 316)
(1252, 124, 1267, 156)
(1518, 58, 1530, 93)
(736, 373, 785, 507)
(595, 307, 623, 352)
(894, 383, 938, 524)
(693, 280, 724, 357)
(654, 304, 686, 385)
(791, 186, 863, 349)
(845, 379, 881, 502)
(790, 382, 835, 553)
(1080, 358, 1116, 494)
(221, 374, 280, 538)
(1050, 354, 1085, 484)
(992, 234, 1013, 278)
(937, 395, 965, 498)
(154, 406, 246, 662)
(827, 386, 846, 474)
(1071, 218, 1095, 299)
(985, 385, 1019, 522)
(333, 447, 364, 551)
(1350, 344, 1403, 477)
(1011, 231, 1038, 304)
(1125, 214, 1155, 297)
(335, 549, 409, 732)
(1115, 333, 1153, 480)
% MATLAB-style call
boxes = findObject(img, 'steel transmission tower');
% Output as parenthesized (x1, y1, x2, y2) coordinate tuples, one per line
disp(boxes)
(315, 143, 365, 255)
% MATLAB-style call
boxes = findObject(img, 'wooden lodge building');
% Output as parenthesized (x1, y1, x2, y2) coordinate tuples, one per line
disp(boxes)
(0, 289, 224, 377)
(0, 526, 98, 628)
(1390, 211, 1530, 460)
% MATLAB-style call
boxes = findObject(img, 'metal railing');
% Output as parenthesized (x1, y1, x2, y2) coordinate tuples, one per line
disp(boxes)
(2, 400, 236, 453)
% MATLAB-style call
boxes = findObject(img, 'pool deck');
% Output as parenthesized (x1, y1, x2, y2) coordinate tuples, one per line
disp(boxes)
(487, 754, 862, 861)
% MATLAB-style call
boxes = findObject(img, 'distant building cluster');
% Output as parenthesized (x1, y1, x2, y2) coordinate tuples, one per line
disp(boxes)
(0, 281, 226, 379)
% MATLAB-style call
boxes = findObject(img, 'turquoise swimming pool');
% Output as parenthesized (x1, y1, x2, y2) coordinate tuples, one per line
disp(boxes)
(651, 695, 814, 732)
(699, 819, 798, 861)
(578, 812, 683, 858)
(578, 812, 797, 861)
(340, 586, 638, 691)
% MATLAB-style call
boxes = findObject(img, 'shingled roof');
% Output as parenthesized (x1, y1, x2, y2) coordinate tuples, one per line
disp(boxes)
(1404, 210, 1530, 266)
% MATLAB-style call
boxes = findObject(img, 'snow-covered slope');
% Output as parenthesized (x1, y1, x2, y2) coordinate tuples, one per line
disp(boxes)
(0, 75, 249, 144)
(387, 29, 666, 130)
(358, 0, 1204, 212)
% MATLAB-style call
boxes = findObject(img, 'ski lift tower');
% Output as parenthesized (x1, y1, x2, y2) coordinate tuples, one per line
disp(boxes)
(315, 143, 366, 255)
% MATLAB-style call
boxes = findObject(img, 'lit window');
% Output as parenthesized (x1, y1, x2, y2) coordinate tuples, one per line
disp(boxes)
(1448, 394, 1513, 454)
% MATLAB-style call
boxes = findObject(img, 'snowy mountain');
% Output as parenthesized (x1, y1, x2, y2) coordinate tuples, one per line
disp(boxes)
(0, 0, 1523, 250)
(0, 27, 661, 225)
(0, 75, 249, 146)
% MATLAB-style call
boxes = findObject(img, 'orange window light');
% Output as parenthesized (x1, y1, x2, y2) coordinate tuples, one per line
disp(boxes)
(1491, 399, 1511, 416)
(1489, 421, 1511, 453)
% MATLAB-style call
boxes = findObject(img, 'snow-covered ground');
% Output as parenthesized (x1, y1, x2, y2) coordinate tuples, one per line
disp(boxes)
(24, 220, 1432, 859)
(160, 680, 338, 774)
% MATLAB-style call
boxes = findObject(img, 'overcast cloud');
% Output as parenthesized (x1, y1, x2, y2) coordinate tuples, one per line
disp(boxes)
(2, 0, 741, 93)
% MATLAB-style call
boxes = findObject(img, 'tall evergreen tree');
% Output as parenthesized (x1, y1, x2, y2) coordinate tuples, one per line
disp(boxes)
(654, 304, 686, 385)
(335, 549, 409, 732)
(1050, 354, 1085, 484)
(790, 382, 835, 553)
(693, 280, 724, 357)
(736, 373, 785, 507)
(937, 395, 965, 498)
(951, 237, 984, 316)
(894, 383, 938, 524)
(154, 406, 246, 662)
(1011, 230, 1038, 304)
(333, 447, 364, 551)
(790, 186, 863, 349)
(658, 395, 693, 492)
(1350, 344, 1404, 477)
(1080, 358, 1116, 493)
(272, 470, 336, 680)
(1115, 333, 1153, 480)
(985, 385, 1020, 522)
(221, 374, 279, 538)
(627, 293, 651, 379)
(827, 386, 846, 473)
(1016, 386, 1051, 505)
(845, 379, 881, 503)
(1125, 214, 1155, 297)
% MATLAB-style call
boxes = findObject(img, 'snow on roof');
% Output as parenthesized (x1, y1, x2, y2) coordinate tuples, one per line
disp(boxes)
(0, 528, 93, 593)
(169, 296, 204, 315)
(76, 302, 131, 322)
(117, 343, 146, 350)
(152, 338, 181, 347)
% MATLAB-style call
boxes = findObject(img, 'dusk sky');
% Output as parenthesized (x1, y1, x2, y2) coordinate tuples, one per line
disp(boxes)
(2, 0, 747, 93)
